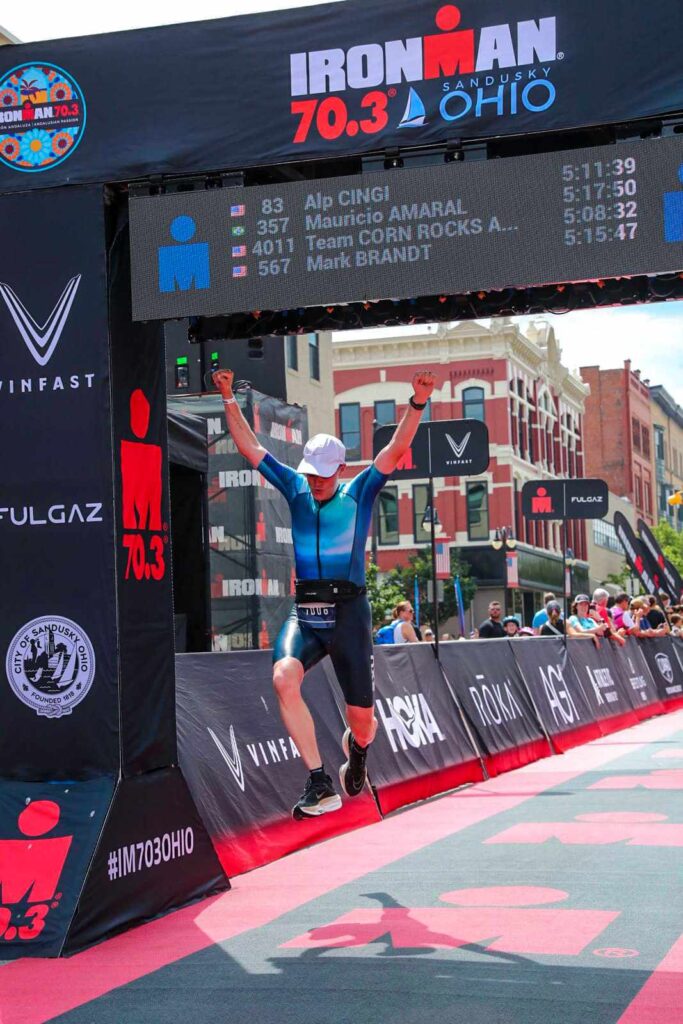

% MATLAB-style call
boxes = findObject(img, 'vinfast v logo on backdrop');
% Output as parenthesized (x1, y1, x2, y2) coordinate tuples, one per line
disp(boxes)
(120, 389, 168, 583)
(289, 5, 559, 145)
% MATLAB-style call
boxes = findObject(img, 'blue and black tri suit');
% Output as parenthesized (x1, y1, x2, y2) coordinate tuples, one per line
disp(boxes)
(258, 452, 388, 708)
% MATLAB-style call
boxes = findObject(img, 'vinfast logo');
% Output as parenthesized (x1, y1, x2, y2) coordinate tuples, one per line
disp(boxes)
(0, 275, 80, 366)
(0, 503, 103, 528)
(207, 725, 245, 791)
(290, 6, 558, 96)
(375, 692, 446, 753)
(445, 431, 470, 459)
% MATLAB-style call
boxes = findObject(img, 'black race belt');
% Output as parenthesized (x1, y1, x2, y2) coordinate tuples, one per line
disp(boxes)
(295, 579, 366, 604)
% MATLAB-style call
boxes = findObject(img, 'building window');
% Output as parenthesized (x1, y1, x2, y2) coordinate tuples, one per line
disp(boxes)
(632, 417, 641, 452)
(339, 403, 361, 460)
(308, 334, 320, 381)
(467, 482, 489, 540)
(378, 487, 399, 545)
(462, 386, 485, 422)
(641, 427, 651, 459)
(593, 519, 621, 554)
(660, 484, 669, 515)
(374, 400, 396, 427)
(412, 484, 430, 543)
(285, 335, 298, 371)
(644, 479, 652, 515)
(634, 473, 642, 509)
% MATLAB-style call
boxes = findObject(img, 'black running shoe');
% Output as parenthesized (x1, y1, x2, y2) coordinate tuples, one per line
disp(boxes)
(292, 772, 342, 820)
(339, 728, 368, 797)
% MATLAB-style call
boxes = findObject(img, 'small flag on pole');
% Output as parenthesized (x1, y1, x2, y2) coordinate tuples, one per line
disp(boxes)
(435, 542, 450, 579)
(413, 575, 420, 628)
(230, 204, 245, 217)
(454, 575, 466, 637)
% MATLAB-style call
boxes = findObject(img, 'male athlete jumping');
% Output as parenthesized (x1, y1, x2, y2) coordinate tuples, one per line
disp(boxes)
(213, 368, 435, 819)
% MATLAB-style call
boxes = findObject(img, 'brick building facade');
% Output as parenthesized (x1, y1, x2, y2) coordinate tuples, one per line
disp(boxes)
(580, 361, 656, 526)
(333, 319, 590, 628)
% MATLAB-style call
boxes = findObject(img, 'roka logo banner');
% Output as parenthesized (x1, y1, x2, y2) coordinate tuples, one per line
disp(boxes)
(0, 1, 682, 193)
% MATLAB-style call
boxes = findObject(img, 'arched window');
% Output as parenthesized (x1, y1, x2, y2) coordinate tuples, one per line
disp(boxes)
(462, 386, 485, 422)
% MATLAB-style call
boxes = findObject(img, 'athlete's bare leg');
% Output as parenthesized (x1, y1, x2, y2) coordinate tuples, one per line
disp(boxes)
(272, 656, 323, 770)
(345, 705, 377, 747)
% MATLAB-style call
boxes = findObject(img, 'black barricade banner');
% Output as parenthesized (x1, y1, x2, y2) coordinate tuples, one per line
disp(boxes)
(438, 640, 549, 773)
(64, 767, 227, 954)
(565, 639, 639, 733)
(637, 518, 683, 602)
(637, 637, 683, 706)
(509, 638, 601, 752)
(0, 777, 113, 958)
(110, 214, 176, 775)
(0, 186, 119, 780)
(176, 651, 381, 876)
(613, 511, 661, 595)
(0, 1, 682, 193)
(358, 645, 483, 813)
(604, 642, 664, 719)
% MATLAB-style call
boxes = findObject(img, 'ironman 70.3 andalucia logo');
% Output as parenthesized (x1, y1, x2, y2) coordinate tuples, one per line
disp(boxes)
(0, 62, 86, 172)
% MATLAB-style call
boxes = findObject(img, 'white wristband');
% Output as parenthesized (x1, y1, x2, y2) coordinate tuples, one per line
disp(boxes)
(222, 396, 237, 406)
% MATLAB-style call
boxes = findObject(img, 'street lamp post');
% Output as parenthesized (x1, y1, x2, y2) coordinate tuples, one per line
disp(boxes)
(422, 489, 441, 658)
(490, 526, 516, 617)
(564, 546, 576, 628)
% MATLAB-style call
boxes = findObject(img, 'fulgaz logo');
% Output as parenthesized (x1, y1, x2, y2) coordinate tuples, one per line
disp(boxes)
(0, 63, 86, 172)
(289, 4, 559, 145)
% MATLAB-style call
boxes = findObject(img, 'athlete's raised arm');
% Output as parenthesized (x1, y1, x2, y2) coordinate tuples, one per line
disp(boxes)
(213, 369, 267, 468)
(374, 370, 436, 475)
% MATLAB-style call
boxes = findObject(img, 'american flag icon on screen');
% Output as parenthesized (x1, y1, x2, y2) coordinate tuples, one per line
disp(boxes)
(232, 245, 247, 258)
(435, 542, 450, 579)
(231, 204, 245, 217)
(232, 265, 247, 278)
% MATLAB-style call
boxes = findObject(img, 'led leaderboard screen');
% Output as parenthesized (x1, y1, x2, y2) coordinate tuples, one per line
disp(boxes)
(130, 135, 683, 321)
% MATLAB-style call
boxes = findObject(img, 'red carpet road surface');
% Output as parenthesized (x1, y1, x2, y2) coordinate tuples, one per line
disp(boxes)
(3, 710, 683, 1024)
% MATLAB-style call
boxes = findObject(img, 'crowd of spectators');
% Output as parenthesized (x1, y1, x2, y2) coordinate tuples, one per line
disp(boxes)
(375, 590, 682, 646)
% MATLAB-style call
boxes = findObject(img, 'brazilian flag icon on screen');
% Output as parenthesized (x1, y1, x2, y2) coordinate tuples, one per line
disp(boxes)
(231, 225, 245, 237)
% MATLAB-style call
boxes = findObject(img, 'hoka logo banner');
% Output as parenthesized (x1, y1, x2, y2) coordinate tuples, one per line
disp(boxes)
(291, 5, 557, 96)
(376, 693, 446, 753)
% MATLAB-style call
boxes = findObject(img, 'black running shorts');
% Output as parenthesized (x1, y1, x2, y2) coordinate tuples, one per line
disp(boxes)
(273, 595, 375, 708)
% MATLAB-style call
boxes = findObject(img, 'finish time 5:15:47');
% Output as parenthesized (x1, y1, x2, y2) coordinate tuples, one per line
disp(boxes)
(564, 223, 638, 245)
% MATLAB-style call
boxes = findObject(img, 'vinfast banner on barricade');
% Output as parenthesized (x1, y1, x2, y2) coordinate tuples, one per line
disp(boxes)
(357, 644, 483, 813)
(565, 639, 639, 734)
(0, 186, 119, 780)
(438, 640, 550, 774)
(0, 1, 682, 194)
(637, 637, 683, 707)
(176, 651, 381, 876)
(509, 637, 601, 752)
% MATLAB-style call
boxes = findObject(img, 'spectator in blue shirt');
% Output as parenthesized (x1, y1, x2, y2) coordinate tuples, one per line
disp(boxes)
(532, 592, 557, 633)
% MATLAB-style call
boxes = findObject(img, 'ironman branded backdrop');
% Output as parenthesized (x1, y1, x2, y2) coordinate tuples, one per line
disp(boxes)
(0, 1, 682, 192)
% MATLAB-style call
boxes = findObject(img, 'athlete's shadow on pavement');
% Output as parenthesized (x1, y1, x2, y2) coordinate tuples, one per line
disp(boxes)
(293, 891, 533, 964)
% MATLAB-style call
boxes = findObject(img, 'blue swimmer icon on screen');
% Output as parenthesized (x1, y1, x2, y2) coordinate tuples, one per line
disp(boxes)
(663, 164, 683, 243)
(158, 215, 210, 293)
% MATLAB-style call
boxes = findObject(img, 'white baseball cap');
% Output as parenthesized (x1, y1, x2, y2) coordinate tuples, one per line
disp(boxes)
(297, 434, 346, 477)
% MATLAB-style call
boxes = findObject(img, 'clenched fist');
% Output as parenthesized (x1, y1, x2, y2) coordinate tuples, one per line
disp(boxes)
(412, 371, 436, 404)
(212, 369, 234, 399)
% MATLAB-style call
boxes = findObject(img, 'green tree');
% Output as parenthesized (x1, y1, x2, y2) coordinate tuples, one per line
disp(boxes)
(384, 551, 476, 633)
(652, 520, 683, 577)
(366, 561, 407, 629)
(604, 564, 632, 591)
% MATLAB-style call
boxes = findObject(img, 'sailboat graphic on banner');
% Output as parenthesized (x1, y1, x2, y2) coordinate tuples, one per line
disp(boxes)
(397, 87, 426, 128)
